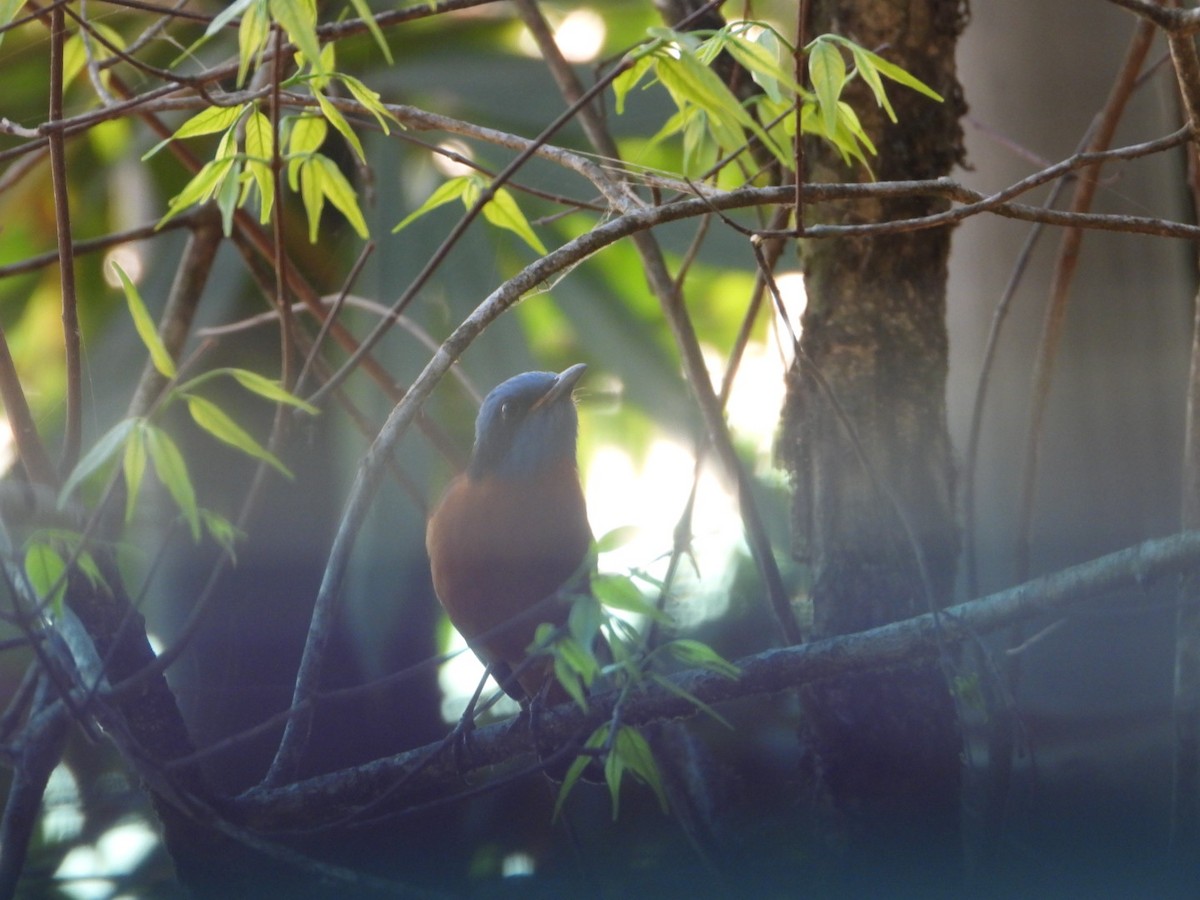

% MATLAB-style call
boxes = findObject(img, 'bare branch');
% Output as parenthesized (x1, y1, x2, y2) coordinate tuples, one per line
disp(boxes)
(239, 530, 1200, 828)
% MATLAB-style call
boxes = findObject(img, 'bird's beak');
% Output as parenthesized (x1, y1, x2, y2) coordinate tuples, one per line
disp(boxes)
(533, 363, 587, 410)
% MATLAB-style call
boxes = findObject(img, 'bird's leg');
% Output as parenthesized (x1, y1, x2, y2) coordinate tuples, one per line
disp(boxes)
(449, 662, 499, 775)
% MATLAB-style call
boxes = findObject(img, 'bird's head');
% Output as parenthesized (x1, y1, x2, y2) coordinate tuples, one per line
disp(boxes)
(468, 363, 587, 481)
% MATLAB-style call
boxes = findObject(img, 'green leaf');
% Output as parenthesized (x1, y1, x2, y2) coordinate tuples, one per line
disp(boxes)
(392, 176, 470, 233)
(848, 42, 943, 102)
(243, 109, 276, 223)
(60, 419, 137, 506)
(288, 113, 327, 157)
(0, 0, 26, 52)
(664, 639, 741, 678)
(314, 89, 364, 161)
(338, 73, 402, 135)
(206, 0, 256, 38)
(158, 157, 237, 227)
(313, 155, 369, 238)
(144, 425, 201, 541)
(185, 394, 292, 478)
(595, 525, 638, 554)
(298, 160, 324, 242)
(553, 724, 609, 820)
(612, 54, 655, 115)
(25, 542, 67, 615)
(227, 368, 319, 413)
(721, 31, 804, 105)
(614, 726, 668, 814)
(123, 421, 147, 524)
(237, 0, 271, 86)
(557, 635, 599, 685)
(143, 104, 245, 160)
(591, 573, 669, 623)
(201, 509, 243, 561)
(344, 0, 393, 63)
(269, 0, 323, 77)
(847, 43, 896, 123)
(216, 158, 244, 235)
(553, 653, 588, 710)
(808, 39, 846, 139)
(481, 186, 548, 255)
(112, 263, 176, 379)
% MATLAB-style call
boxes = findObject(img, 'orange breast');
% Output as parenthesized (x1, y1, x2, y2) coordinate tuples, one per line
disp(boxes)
(426, 460, 592, 696)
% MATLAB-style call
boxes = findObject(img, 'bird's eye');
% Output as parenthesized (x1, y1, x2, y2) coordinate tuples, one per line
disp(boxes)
(500, 401, 512, 420)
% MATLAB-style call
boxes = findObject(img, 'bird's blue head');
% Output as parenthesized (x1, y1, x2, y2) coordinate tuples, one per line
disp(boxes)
(468, 363, 587, 481)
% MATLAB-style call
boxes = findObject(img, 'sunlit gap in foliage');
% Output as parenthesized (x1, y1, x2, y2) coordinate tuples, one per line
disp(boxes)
(516, 8, 606, 64)
(0, 417, 14, 475)
(54, 819, 161, 900)
(101, 245, 144, 289)
(437, 279, 806, 722)
(431, 139, 476, 178)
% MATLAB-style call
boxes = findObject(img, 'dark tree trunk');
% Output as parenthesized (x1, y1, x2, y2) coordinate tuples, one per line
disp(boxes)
(779, 0, 968, 887)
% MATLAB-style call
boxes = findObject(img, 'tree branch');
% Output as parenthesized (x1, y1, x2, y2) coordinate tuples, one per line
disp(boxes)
(238, 530, 1200, 828)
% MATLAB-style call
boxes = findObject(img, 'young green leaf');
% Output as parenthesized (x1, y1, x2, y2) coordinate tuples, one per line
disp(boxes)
(591, 573, 670, 624)
(614, 726, 668, 814)
(288, 112, 328, 158)
(298, 159, 324, 242)
(268, 0, 324, 77)
(338, 73, 402, 134)
(481, 186, 548, 255)
(237, 0, 271, 86)
(243, 109, 275, 222)
(392, 176, 471, 233)
(345, 0, 393, 64)
(123, 421, 147, 524)
(60, 419, 138, 507)
(226, 368, 319, 413)
(159, 157, 238, 227)
(0, 0, 26, 52)
(144, 425, 201, 541)
(808, 39, 846, 139)
(664, 638, 741, 678)
(206, 0, 256, 38)
(314, 90, 365, 161)
(553, 724, 609, 820)
(553, 654, 588, 710)
(201, 509, 243, 561)
(313, 155, 369, 238)
(112, 264, 175, 381)
(612, 53, 655, 115)
(847, 44, 896, 122)
(595, 525, 639, 554)
(849, 42, 943, 102)
(185, 395, 292, 477)
(24, 542, 68, 615)
(143, 104, 245, 160)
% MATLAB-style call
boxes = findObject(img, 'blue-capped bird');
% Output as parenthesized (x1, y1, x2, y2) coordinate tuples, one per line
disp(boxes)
(426, 364, 592, 705)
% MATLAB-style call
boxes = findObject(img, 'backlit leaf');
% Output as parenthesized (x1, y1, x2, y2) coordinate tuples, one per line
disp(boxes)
(112, 262, 176, 378)
(185, 394, 292, 477)
(144, 425, 201, 541)
(60, 419, 137, 506)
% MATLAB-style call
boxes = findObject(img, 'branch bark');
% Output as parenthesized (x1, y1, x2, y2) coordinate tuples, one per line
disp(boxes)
(237, 530, 1200, 829)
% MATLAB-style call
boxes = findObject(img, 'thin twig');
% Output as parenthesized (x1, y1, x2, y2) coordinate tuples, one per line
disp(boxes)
(1015, 17, 1157, 581)
(47, 3, 81, 479)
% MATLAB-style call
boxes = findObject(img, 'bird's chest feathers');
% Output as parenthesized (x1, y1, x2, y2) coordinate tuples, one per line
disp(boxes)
(428, 460, 592, 642)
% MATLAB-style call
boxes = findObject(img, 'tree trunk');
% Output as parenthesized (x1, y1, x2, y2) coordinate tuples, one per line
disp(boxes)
(779, 0, 968, 887)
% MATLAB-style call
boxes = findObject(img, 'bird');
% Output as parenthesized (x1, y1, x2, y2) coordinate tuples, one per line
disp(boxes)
(426, 363, 593, 707)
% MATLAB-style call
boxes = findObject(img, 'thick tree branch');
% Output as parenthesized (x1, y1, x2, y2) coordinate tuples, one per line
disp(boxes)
(237, 530, 1200, 828)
